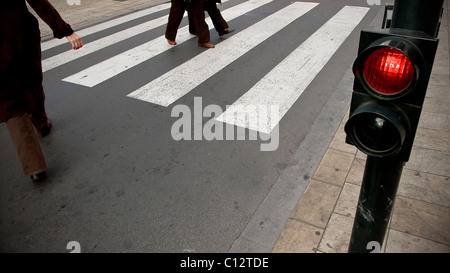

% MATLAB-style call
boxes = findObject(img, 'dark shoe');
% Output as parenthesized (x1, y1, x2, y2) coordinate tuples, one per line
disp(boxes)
(31, 172, 47, 182)
(37, 119, 52, 138)
(167, 39, 177, 45)
(198, 42, 215, 48)
(219, 28, 235, 36)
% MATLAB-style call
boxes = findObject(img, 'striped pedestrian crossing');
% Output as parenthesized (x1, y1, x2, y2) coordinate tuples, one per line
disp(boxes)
(62, 0, 269, 87)
(42, 1, 192, 71)
(40, 2, 172, 51)
(127, 1, 319, 107)
(217, 5, 369, 133)
(42, 0, 371, 135)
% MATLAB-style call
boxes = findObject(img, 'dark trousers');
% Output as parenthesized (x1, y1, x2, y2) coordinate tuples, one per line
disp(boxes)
(189, 0, 229, 35)
(165, 0, 210, 44)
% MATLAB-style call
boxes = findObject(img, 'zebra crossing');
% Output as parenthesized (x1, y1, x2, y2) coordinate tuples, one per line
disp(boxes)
(217, 5, 369, 133)
(42, 0, 370, 134)
(126, 1, 319, 107)
(62, 0, 266, 87)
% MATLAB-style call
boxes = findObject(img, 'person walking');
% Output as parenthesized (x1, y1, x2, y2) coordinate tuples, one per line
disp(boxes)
(0, 0, 83, 182)
(165, 0, 215, 48)
(188, 0, 234, 37)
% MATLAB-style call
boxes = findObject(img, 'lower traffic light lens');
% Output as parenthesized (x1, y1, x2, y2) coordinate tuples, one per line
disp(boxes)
(353, 114, 400, 153)
(345, 100, 407, 158)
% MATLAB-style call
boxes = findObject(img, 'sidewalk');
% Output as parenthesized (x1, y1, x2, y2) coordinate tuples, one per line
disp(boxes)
(273, 1, 450, 253)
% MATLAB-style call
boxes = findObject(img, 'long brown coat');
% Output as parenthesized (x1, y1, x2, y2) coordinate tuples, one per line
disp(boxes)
(0, 0, 74, 123)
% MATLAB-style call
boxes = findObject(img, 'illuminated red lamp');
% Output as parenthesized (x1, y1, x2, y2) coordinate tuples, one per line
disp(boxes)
(362, 47, 415, 95)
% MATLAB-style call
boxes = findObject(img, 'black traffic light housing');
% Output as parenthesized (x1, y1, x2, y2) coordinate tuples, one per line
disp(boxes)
(345, 29, 438, 162)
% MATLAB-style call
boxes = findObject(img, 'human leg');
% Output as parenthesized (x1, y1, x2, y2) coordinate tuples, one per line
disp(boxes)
(190, 0, 213, 47)
(165, 0, 187, 44)
(6, 113, 47, 180)
(27, 85, 52, 137)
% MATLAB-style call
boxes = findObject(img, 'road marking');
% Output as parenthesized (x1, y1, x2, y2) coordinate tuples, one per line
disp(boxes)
(41, 2, 172, 51)
(43, 0, 232, 71)
(216, 6, 370, 134)
(42, 16, 168, 72)
(42, 0, 224, 72)
(126, 2, 319, 107)
(62, 0, 271, 87)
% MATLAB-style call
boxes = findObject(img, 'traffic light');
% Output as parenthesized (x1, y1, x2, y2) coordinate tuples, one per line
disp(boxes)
(345, 29, 439, 162)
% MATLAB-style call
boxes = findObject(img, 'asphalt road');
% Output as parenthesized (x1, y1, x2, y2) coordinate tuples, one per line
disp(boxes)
(0, 0, 382, 252)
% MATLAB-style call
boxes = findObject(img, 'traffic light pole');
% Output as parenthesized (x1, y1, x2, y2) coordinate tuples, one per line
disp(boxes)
(391, 0, 443, 38)
(348, 155, 404, 253)
(347, 0, 443, 253)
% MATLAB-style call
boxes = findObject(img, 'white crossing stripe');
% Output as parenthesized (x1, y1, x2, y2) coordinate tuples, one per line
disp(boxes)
(41, 2, 172, 51)
(216, 6, 370, 134)
(126, 2, 319, 107)
(63, 0, 271, 87)
(41, 4, 191, 72)
(43, 0, 231, 71)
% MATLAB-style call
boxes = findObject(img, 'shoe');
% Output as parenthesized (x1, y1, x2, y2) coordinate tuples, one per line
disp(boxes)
(31, 172, 47, 182)
(167, 39, 177, 45)
(198, 42, 215, 48)
(219, 28, 235, 36)
(37, 119, 52, 137)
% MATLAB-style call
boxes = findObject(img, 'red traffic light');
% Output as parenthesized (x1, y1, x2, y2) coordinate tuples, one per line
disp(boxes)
(363, 47, 415, 95)
(347, 30, 439, 162)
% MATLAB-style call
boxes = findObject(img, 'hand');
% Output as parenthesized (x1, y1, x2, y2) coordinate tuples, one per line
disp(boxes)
(66, 32, 84, 50)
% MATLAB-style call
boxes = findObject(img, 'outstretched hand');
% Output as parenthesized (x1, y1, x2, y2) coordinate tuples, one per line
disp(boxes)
(66, 32, 83, 50)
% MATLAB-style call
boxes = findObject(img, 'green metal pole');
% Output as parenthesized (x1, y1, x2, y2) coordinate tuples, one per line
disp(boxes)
(348, 155, 404, 253)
